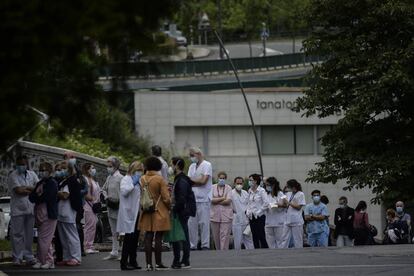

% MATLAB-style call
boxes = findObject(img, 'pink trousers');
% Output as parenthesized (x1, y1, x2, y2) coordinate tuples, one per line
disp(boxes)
(211, 221, 232, 250)
(83, 210, 97, 250)
(37, 219, 57, 264)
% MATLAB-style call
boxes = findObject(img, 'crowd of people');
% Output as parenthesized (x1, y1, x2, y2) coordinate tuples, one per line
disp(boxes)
(6, 146, 413, 271)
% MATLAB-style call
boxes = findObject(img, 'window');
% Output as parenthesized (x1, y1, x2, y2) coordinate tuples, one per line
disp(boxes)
(295, 126, 314, 154)
(262, 126, 294, 154)
(317, 125, 332, 154)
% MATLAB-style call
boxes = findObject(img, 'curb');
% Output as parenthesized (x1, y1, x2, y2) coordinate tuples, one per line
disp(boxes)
(0, 251, 12, 262)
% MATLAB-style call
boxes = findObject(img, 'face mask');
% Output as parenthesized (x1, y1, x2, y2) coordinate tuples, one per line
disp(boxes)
(68, 158, 76, 166)
(396, 207, 403, 213)
(107, 167, 114, 175)
(235, 184, 243, 191)
(90, 168, 96, 177)
(248, 181, 254, 188)
(266, 186, 273, 192)
(132, 171, 141, 184)
(313, 195, 321, 204)
(218, 179, 226, 186)
(285, 187, 292, 193)
(38, 171, 50, 179)
(16, 165, 26, 174)
(339, 204, 346, 209)
(190, 157, 198, 163)
(54, 170, 62, 178)
(168, 166, 174, 176)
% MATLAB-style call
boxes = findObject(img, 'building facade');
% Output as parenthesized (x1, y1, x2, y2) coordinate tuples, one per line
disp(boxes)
(134, 87, 385, 233)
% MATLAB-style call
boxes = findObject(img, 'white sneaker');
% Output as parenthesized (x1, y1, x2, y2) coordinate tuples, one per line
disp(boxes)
(85, 249, 99, 254)
(103, 254, 118, 260)
(32, 262, 42, 269)
(41, 263, 55, 269)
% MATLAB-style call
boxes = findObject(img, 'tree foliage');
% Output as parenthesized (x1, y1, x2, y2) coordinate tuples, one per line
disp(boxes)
(0, 0, 177, 154)
(297, 0, 414, 203)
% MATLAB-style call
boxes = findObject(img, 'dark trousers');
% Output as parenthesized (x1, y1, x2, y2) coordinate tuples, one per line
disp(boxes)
(144, 231, 164, 266)
(120, 229, 140, 267)
(249, 215, 268, 249)
(172, 215, 190, 265)
(76, 209, 85, 254)
(54, 227, 63, 262)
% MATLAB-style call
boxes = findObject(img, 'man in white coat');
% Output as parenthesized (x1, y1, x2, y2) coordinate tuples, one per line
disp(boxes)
(102, 156, 123, 260)
(187, 147, 212, 250)
(117, 161, 142, 270)
(8, 155, 38, 265)
(231, 177, 254, 250)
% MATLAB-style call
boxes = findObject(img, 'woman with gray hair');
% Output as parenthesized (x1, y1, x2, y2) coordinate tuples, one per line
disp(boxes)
(102, 156, 124, 260)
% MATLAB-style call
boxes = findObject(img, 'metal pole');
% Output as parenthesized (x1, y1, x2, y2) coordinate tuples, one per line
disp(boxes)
(213, 29, 264, 177)
(217, 0, 224, 59)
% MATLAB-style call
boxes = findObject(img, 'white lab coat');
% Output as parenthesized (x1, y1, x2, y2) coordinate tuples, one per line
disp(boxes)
(231, 189, 254, 250)
(116, 175, 140, 234)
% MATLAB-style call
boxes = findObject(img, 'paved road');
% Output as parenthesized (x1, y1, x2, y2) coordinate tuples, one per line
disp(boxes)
(200, 40, 304, 60)
(2, 245, 414, 276)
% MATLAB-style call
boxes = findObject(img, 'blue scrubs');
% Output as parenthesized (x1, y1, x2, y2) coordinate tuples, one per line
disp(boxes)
(304, 203, 329, 247)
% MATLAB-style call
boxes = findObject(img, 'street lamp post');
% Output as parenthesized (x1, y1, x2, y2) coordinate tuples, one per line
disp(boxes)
(261, 22, 269, 57)
(217, 0, 224, 59)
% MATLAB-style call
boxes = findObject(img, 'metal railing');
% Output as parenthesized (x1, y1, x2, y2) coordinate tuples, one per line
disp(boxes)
(99, 53, 320, 79)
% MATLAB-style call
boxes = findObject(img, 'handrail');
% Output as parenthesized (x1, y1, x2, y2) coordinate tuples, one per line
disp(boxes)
(99, 53, 320, 79)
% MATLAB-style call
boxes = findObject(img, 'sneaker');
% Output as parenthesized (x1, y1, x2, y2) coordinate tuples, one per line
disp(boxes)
(26, 259, 37, 266)
(181, 262, 191, 269)
(85, 249, 99, 254)
(65, 259, 81, 266)
(32, 262, 42, 269)
(41, 263, 55, 269)
(103, 254, 118, 260)
(146, 264, 154, 271)
(155, 264, 169, 271)
(171, 263, 181, 269)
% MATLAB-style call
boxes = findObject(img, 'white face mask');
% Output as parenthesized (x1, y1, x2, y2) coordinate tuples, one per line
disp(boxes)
(235, 184, 243, 191)
(89, 168, 96, 177)
(68, 158, 76, 166)
(107, 167, 114, 175)
(190, 156, 198, 163)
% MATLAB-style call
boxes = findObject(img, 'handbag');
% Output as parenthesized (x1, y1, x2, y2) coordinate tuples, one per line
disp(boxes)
(164, 215, 186, 242)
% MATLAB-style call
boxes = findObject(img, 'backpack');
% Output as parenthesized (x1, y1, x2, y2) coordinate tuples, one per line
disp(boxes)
(140, 176, 160, 213)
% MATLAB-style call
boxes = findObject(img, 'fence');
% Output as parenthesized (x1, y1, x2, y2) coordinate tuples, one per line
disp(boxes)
(100, 53, 320, 79)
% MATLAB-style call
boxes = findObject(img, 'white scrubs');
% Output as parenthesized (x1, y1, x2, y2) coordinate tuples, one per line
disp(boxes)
(8, 170, 38, 262)
(187, 160, 212, 249)
(281, 191, 306, 248)
(231, 189, 254, 250)
(265, 191, 286, 249)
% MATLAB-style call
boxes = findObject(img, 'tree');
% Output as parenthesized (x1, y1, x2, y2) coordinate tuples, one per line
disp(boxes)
(296, 0, 414, 203)
(0, 0, 178, 154)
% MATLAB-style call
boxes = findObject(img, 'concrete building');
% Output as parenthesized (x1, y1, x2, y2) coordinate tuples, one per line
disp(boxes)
(134, 87, 385, 233)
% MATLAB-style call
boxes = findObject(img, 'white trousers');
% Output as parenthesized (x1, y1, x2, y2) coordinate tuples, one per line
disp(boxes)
(281, 224, 303, 248)
(232, 223, 254, 250)
(108, 216, 119, 256)
(57, 222, 81, 262)
(188, 202, 210, 249)
(336, 234, 353, 247)
(10, 214, 34, 261)
(265, 226, 284, 249)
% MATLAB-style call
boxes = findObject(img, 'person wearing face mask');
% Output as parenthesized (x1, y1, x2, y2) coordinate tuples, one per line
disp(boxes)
(63, 151, 87, 257)
(281, 179, 306, 248)
(264, 177, 287, 249)
(383, 208, 409, 244)
(82, 163, 100, 255)
(246, 174, 269, 249)
(152, 145, 169, 182)
(353, 200, 370, 246)
(7, 155, 38, 266)
(304, 190, 329, 247)
(116, 161, 143, 270)
(231, 177, 254, 250)
(210, 172, 233, 250)
(102, 156, 123, 260)
(395, 201, 411, 243)
(56, 161, 82, 266)
(53, 162, 65, 265)
(170, 157, 194, 269)
(187, 147, 212, 250)
(334, 196, 354, 247)
(29, 162, 58, 269)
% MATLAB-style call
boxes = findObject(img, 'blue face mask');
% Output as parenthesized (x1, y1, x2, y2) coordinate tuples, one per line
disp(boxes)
(313, 195, 321, 204)
(68, 158, 76, 166)
(16, 165, 26, 174)
(396, 206, 403, 213)
(132, 171, 141, 185)
(266, 186, 273, 192)
(61, 169, 68, 178)
(218, 179, 226, 186)
(248, 181, 254, 188)
(190, 157, 198, 163)
(90, 168, 97, 177)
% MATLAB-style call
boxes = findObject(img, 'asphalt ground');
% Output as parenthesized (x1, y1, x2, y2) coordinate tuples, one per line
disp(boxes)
(2, 244, 414, 276)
